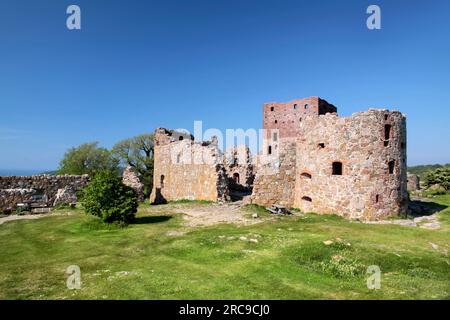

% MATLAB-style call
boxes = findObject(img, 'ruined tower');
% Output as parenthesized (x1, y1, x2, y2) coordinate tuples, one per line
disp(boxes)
(149, 128, 230, 203)
(294, 109, 408, 220)
(252, 97, 408, 220)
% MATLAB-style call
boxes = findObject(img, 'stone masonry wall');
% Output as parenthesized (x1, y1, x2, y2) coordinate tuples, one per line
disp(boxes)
(122, 166, 145, 202)
(294, 109, 407, 220)
(150, 128, 230, 203)
(224, 146, 254, 191)
(0, 175, 89, 212)
(407, 173, 420, 191)
(251, 138, 297, 207)
(263, 97, 337, 140)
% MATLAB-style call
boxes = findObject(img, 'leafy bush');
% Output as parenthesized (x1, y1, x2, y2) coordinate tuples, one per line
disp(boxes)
(424, 168, 450, 192)
(80, 170, 138, 224)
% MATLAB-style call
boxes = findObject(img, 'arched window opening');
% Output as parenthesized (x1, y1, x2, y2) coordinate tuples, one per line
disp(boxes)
(304, 104, 309, 109)
(301, 172, 312, 179)
(270, 106, 274, 111)
(268, 145, 272, 155)
(160, 175, 165, 188)
(233, 173, 240, 184)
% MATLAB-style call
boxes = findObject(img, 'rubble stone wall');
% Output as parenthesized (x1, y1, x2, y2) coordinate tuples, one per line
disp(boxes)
(251, 138, 297, 207)
(224, 146, 255, 191)
(407, 173, 420, 191)
(294, 110, 408, 220)
(150, 128, 230, 203)
(122, 166, 145, 202)
(0, 175, 89, 212)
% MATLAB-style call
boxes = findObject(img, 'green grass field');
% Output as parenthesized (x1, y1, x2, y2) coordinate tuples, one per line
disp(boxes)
(0, 196, 449, 300)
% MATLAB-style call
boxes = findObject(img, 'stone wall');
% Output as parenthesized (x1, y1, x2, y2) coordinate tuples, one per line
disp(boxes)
(0, 175, 89, 212)
(293, 109, 407, 220)
(224, 146, 255, 191)
(407, 173, 420, 191)
(251, 138, 297, 207)
(150, 128, 230, 203)
(122, 166, 145, 201)
(263, 96, 337, 140)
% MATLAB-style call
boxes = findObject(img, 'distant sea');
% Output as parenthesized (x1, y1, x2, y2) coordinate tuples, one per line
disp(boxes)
(0, 169, 54, 177)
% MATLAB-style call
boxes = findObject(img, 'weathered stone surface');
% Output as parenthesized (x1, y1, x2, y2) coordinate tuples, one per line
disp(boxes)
(149, 128, 231, 203)
(224, 146, 255, 192)
(252, 101, 408, 221)
(53, 186, 78, 207)
(151, 97, 408, 221)
(122, 166, 145, 202)
(407, 173, 420, 191)
(251, 137, 297, 208)
(0, 175, 89, 212)
(294, 109, 407, 220)
(263, 97, 337, 138)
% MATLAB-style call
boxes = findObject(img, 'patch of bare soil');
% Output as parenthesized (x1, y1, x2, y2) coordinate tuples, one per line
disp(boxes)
(179, 202, 264, 227)
(154, 202, 275, 227)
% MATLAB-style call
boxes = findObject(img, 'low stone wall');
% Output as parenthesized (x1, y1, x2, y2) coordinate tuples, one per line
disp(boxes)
(0, 175, 89, 213)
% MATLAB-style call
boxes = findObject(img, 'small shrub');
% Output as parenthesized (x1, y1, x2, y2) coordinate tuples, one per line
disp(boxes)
(53, 203, 76, 211)
(243, 204, 270, 216)
(318, 256, 366, 278)
(15, 207, 30, 215)
(80, 170, 138, 224)
(424, 168, 450, 192)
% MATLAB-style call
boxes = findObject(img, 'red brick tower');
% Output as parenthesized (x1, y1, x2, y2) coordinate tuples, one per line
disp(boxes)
(263, 97, 337, 139)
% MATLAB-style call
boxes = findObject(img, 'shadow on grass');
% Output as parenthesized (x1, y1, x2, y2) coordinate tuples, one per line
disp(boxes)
(408, 199, 448, 217)
(132, 215, 172, 225)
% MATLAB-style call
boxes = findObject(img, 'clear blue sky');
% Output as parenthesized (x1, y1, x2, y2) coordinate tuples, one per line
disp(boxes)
(0, 0, 449, 170)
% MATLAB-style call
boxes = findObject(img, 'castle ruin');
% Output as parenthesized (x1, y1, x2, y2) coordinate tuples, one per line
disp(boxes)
(150, 97, 408, 220)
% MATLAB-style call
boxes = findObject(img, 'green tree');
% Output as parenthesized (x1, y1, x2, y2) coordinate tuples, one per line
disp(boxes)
(58, 142, 119, 176)
(112, 133, 154, 196)
(424, 168, 450, 192)
(80, 170, 138, 224)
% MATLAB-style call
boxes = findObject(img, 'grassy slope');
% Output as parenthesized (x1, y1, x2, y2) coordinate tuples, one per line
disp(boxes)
(0, 198, 449, 300)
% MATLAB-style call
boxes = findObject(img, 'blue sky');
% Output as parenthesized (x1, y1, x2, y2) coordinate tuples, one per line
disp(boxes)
(0, 0, 449, 170)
